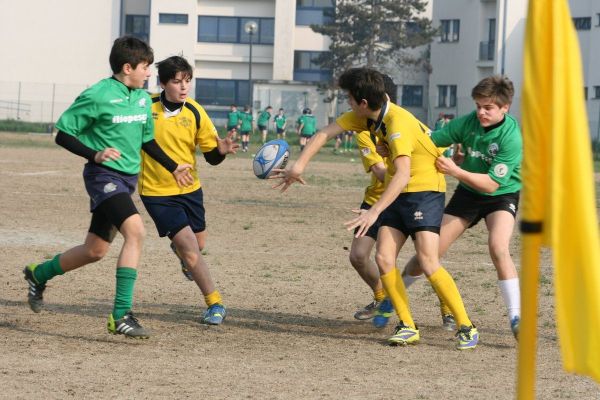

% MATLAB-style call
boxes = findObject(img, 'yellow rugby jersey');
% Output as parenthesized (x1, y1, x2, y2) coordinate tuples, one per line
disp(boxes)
(337, 102, 445, 193)
(356, 130, 385, 206)
(139, 95, 219, 196)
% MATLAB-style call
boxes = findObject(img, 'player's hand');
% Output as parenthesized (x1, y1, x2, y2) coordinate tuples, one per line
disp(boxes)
(270, 162, 306, 192)
(452, 144, 465, 165)
(375, 142, 390, 157)
(94, 148, 121, 163)
(173, 164, 194, 187)
(344, 208, 378, 238)
(217, 130, 240, 155)
(435, 156, 460, 177)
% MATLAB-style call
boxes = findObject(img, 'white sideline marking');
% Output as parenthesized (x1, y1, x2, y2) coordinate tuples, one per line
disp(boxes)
(2, 170, 60, 176)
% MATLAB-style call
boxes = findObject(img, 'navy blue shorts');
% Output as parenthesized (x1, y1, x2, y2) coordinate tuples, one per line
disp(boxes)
(380, 191, 445, 239)
(445, 185, 520, 228)
(240, 130, 251, 136)
(227, 125, 238, 131)
(258, 124, 267, 131)
(83, 163, 137, 212)
(300, 133, 314, 138)
(140, 188, 206, 239)
(276, 128, 284, 134)
(354, 202, 383, 240)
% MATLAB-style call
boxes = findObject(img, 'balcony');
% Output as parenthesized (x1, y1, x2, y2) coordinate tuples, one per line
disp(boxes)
(479, 41, 495, 61)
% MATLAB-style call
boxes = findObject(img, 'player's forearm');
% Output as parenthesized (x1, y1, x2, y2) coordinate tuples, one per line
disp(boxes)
(453, 169, 499, 193)
(55, 130, 97, 161)
(371, 170, 409, 214)
(141, 140, 178, 172)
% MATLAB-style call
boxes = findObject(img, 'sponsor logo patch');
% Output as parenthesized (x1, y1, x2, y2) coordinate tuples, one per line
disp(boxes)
(110, 98, 124, 104)
(389, 133, 401, 141)
(488, 143, 499, 156)
(138, 98, 147, 108)
(103, 182, 117, 193)
(414, 210, 423, 220)
(493, 163, 508, 177)
(361, 148, 371, 156)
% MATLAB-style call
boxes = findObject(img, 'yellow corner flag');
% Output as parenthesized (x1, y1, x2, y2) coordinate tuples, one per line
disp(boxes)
(519, 0, 600, 398)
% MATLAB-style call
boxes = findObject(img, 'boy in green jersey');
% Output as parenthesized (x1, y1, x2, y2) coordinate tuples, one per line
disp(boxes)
(22, 36, 193, 338)
(402, 75, 523, 339)
(274, 108, 287, 139)
(296, 108, 317, 151)
(239, 106, 254, 152)
(226, 104, 242, 141)
(257, 106, 273, 144)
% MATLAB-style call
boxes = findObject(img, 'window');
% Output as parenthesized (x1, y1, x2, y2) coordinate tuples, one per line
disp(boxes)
(594, 86, 600, 99)
(198, 16, 275, 44)
(440, 19, 460, 42)
(296, 0, 334, 26)
(438, 85, 457, 108)
(573, 17, 591, 30)
(293, 51, 332, 82)
(196, 79, 250, 106)
(401, 85, 423, 107)
(159, 13, 188, 24)
(125, 15, 150, 42)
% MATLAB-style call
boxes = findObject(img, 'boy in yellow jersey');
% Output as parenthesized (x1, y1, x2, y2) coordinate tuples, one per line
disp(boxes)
(139, 56, 238, 325)
(274, 67, 478, 349)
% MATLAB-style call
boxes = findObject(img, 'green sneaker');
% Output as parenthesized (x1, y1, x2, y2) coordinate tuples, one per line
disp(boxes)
(107, 311, 151, 339)
(23, 264, 46, 313)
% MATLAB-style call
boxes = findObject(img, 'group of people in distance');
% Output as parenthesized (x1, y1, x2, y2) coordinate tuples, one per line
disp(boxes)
(273, 68, 522, 350)
(226, 104, 318, 153)
(22, 36, 522, 351)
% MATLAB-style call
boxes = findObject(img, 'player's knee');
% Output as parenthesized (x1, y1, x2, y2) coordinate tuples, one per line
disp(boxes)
(375, 252, 394, 269)
(180, 249, 199, 268)
(85, 244, 109, 262)
(489, 244, 510, 264)
(349, 250, 368, 269)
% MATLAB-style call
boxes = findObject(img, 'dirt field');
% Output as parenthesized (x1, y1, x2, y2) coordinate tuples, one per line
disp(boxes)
(1, 133, 598, 399)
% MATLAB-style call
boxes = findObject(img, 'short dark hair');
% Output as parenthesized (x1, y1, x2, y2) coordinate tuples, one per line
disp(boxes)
(338, 68, 386, 111)
(471, 75, 514, 107)
(156, 56, 193, 84)
(279, 108, 284, 111)
(381, 74, 397, 104)
(109, 36, 154, 74)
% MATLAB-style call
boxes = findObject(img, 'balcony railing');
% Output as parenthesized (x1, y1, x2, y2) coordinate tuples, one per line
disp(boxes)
(479, 41, 495, 61)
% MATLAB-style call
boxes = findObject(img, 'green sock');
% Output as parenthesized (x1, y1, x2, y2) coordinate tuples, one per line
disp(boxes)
(113, 267, 137, 320)
(33, 254, 64, 284)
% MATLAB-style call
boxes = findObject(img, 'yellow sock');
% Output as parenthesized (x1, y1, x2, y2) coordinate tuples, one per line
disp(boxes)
(373, 287, 386, 302)
(439, 297, 453, 317)
(428, 267, 471, 328)
(380, 268, 415, 328)
(204, 290, 222, 307)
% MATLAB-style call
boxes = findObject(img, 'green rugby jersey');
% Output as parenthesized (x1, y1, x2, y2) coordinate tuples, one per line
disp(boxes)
(227, 110, 241, 127)
(298, 115, 317, 135)
(274, 114, 286, 129)
(431, 111, 522, 195)
(56, 77, 154, 174)
(257, 110, 271, 126)
(240, 112, 253, 131)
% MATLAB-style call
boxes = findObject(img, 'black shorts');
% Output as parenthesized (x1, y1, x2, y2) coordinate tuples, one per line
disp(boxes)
(227, 125, 238, 132)
(354, 202, 383, 240)
(140, 188, 206, 239)
(258, 124, 267, 131)
(380, 191, 445, 239)
(240, 130, 251, 136)
(445, 185, 520, 228)
(89, 192, 138, 242)
(276, 128, 285, 134)
(300, 133, 314, 138)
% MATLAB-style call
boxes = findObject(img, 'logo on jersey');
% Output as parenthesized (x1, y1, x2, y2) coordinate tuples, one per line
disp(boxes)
(493, 163, 508, 177)
(138, 98, 147, 108)
(103, 182, 117, 193)
(152, 112, 159, 120)
(361, 148, 371, 156)
(110, 98, 124, 104)
(488, 143, 499, 156)
(112, 114, 147, 124)
(466, 147, 493, 164)
(414, 210, 423, 220)
(179, 116, 192, 128)
(389, 133, 401, 141)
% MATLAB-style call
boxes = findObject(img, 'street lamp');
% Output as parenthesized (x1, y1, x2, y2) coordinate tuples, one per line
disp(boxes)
(244, 20, 258, 108)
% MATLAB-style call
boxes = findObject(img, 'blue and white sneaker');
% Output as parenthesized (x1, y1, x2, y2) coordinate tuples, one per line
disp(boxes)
(456, 325, 479, 350)
(442, 314, 456, 331)
(510, 316, 520, 340)
(372, 298, 393, 328)
(388, 322, 420, 345)
(202, 304, 226, 325)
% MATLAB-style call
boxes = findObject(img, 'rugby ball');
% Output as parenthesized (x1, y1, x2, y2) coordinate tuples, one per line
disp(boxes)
(253, 139, 290, 179)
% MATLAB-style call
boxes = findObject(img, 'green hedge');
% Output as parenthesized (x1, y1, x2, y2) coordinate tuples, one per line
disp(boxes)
(0, 119, 53, 133)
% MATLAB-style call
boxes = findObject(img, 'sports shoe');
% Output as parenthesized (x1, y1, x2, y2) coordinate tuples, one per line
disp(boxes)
(510, 316, 520, 340)
(170, 242, 194, 281)
(107, 311, 151, 339)
(23, 264, 46, 313)
(353, 300, 380, 320)
(372, 298, 393, 328)
(442, 314, 456, 331)
(456, 325, 479, 350)
(202, 304, 226, 325)
(388, 322, 420, 345)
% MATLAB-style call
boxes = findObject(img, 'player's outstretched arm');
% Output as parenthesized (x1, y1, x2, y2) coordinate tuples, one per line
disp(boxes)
(271, 122, 344, 192)
(217, 130, 240, 155)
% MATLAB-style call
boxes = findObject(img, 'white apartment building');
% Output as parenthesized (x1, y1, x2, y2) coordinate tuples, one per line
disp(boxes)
(428, 0, 600, 138)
